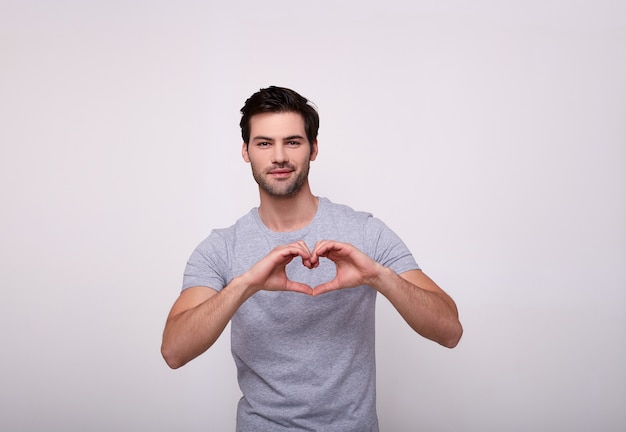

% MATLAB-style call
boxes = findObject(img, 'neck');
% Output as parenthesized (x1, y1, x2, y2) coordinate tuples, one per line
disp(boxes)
(257, 183, 318, 232)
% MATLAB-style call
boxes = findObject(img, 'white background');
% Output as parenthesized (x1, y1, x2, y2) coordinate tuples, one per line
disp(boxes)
(1, 1, 625, 431)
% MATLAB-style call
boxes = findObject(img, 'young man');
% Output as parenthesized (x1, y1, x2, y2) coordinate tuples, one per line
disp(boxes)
(161, 86, 462, 431)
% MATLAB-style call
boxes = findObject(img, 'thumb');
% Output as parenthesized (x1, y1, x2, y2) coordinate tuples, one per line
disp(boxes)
(286, 281, 314, 295)
(312, 279, 340, 296)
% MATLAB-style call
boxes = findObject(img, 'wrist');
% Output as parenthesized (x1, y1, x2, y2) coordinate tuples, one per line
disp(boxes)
(227, 274, 259, 301)
(367, 264, 394, 293)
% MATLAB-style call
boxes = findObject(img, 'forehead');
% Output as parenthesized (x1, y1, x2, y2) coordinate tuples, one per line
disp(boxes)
(249, 112, 306, 138)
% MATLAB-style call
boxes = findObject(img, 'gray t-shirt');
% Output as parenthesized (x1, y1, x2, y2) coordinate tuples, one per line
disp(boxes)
(183, 197, 419, 431)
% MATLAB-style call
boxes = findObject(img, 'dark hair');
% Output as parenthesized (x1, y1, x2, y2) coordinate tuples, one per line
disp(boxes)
(240, 86, 319, 148)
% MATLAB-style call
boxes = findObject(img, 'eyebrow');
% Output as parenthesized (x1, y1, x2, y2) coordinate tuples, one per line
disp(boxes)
(251, 135, 306, 141)
(284, 135, 306, 141)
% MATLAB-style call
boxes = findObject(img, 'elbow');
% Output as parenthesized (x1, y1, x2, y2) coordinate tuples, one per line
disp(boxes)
(161, 342, 186, 370)
(441, 320, 463, 349)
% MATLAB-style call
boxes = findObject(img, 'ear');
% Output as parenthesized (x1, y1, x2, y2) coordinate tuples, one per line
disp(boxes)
(310, 140, 319, 161)
(242, 142, 250, 163)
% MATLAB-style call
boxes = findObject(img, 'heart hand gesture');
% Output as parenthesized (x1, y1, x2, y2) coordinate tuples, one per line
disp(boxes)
(243, 240, 382, 297)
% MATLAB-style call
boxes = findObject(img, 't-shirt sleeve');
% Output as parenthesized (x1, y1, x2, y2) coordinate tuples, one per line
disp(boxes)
(182, 230, 230, 291)
(364, 216, 420, 274)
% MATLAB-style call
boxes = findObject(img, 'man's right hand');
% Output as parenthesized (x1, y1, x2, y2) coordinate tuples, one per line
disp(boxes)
(161, 240, 314, 368)
(241, 240, 314, 295)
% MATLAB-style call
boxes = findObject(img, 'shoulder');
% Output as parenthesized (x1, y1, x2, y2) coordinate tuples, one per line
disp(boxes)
(317, 198, 397, 250)
(320, 198, 396, 236)
(319, 197, 373, 224)
(193, 208, 259, 254)
(204, 208, 258, 239)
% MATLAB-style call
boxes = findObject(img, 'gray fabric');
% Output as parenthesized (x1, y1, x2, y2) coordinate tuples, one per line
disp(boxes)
(183, 197, 419, 431)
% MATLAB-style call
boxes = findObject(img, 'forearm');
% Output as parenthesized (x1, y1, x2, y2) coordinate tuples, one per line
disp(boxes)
(161, 277, 256, 369)
(373, 267, 463, 348)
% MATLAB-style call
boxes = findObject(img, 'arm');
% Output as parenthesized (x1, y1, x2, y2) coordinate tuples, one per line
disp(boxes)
(161, 241, 314, 369)
(311, 240, 462, 348)
(376, 268, 462, 348)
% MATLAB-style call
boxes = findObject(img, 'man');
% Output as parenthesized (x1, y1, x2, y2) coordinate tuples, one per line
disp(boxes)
(161, 86, 462, 431)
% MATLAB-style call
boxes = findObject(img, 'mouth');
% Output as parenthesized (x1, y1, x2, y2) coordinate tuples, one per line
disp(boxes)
(268, 168, 294, 178)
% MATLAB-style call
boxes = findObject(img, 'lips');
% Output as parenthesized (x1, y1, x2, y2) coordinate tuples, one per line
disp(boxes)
(268, 167, 294, 177)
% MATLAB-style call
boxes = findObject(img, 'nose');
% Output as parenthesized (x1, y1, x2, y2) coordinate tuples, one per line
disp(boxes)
(271, 143, 288, 164)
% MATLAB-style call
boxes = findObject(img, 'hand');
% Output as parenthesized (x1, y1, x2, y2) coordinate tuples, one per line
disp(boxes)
(243, 241, 314, 295)
(310, 240, 383, 296)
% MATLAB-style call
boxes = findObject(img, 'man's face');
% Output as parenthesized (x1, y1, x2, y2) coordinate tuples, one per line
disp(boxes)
(242, 112, 318, 198)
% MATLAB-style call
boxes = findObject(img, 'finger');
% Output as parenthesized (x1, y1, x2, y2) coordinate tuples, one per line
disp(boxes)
(288, 241, 316, 268)
(286, 281, 314, 295)
(295, 240, 312, 255)
(277, 242, 310, 263)
(311, 240, 337, 262)
(301, 256, 315, 269)
(293, 241, 313, 259)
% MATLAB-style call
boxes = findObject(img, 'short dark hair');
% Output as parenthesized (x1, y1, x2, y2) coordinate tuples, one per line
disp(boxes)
(240, 86, 319, 148)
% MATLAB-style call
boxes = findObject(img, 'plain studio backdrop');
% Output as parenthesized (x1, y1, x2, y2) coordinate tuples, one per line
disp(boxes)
(1, 1, 624, 431)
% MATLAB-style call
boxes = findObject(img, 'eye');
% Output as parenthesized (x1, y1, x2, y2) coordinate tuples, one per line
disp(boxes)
(257, 141, 271, 147)
(287, 141, 301, 147)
